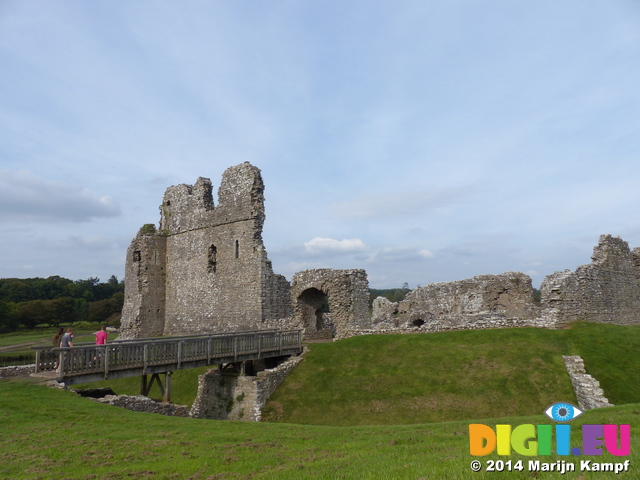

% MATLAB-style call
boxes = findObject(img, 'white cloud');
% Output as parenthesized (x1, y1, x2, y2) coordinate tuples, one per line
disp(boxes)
(367, 246, 435, 264)
(303, 237, 367, 255)
(0, 170, 121, 223)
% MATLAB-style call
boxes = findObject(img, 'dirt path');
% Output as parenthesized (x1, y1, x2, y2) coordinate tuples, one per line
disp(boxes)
(0, 341, 41, 353)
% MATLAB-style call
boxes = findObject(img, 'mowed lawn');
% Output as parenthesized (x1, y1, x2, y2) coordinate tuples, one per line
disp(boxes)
(1, 378, 639, 480)
(263, 323, 640, 425)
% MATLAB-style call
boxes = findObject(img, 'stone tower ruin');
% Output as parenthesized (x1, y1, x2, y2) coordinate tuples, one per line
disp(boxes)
(119, 162, 291, 338)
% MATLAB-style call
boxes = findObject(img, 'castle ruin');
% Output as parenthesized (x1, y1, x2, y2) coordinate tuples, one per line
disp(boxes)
(365, 234, 640, 337)
(120, 163, 292, 338)
(120, 162, 640, 341)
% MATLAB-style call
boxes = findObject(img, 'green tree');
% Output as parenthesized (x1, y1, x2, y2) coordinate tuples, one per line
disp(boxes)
(88, 292, 124, 325)
(47, 297, 80, 327)
(17, 300, 48, 328)
(0, 301, 19, 333)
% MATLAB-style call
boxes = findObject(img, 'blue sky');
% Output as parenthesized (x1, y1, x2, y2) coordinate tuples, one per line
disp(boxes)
(1, 1, 639, 289)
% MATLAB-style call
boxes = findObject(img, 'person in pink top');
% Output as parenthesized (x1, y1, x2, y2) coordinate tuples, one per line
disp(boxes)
(95, 325, 108, 345)
(93, 325, 108, 368)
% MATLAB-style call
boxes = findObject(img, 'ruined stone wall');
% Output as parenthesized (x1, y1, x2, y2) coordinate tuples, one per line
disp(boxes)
(379, 272, 539, 330)
(120, 160, 640, 342)
(119, 226, 166, 339)
(262, 263, 293, 322)
(563, 355, 613, 410)
(365, 236, 640, 338)
(95, 395, 190, 417)
(189, 354, 304, 421)
(540, 235, 640, 327)
(291, 268, 370, 339)
(120, 162, 292, 338)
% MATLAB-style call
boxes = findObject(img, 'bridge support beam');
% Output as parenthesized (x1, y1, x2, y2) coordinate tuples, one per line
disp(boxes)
(141, 372, 172, 402)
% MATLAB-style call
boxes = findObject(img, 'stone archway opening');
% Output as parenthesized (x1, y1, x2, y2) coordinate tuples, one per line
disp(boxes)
(297, 287, 334, 340)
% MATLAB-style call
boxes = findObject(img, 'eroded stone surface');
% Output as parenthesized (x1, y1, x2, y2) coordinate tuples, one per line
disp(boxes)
(540, 235, 640, 327)
(291, 269, 370, 339)
(563, 355, 613, 410)
(119, 162, 640, 341)
(120, 163, 292, 338)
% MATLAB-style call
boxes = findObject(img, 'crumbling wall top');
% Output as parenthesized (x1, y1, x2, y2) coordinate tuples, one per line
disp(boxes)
(591, 234, 631, 266)
(159, 162, 265, 235)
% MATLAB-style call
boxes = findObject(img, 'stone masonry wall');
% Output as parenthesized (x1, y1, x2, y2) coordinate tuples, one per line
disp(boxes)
(120, 163, 292, 338)
(540, 235, 640, 327)
(563, 355, 613, 410)
(366, 236, 640, 338)
(370, 272, 539, 332)
(95, 395, 191, 417)
(120, 159, 640, 342)
(190, 354, 304, 421)
(291, 269, 370, 339)
(119, 226, 166, 339)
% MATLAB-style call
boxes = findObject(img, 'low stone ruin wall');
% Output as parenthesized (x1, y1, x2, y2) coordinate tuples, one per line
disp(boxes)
(364, 235, 640, 337)
(338, 316, 556, 340)
(367, 272, 544, 336)
(0, 364, 35, 379)
(190, 353, 304, 421)
(292, 269, 370, 339)
(563, 355, 613, 411)
(93, 394, 190, 417)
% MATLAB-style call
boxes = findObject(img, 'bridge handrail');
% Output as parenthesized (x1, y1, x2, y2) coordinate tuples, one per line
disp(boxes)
(32, 329, 303, 378)
(31, 328, 287, 350)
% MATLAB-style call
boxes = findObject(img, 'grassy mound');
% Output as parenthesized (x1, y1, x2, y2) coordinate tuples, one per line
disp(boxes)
(263, 322, 640, 425)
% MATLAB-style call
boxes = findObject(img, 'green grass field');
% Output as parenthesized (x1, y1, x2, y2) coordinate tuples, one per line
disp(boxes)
(263, 323, 640, 425)
(1, 379, 638, 479)
(1, 322, 639, 478)
(0, 324, 114, 366)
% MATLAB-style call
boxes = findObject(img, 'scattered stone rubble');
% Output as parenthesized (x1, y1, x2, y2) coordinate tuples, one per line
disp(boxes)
(93, 394, 191, 417)
(0, 364, 35, 379)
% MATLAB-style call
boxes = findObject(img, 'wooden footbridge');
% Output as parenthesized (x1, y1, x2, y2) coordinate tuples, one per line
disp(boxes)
(32, 329, 303, 401)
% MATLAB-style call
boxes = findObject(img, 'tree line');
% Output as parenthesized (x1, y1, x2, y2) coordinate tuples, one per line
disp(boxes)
(0, 275, 124, 333)
(369, 283, 412, 308)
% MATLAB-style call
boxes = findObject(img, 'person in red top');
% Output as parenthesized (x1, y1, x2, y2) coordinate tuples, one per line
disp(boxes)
(95, 325, 108, 345)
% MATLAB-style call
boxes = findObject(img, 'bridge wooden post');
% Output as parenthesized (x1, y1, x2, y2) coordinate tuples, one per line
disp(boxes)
(233, 335, 238, 361)
(141, 374, 148, 396)
(143, 344, 148, 374)
(163, 372, 172, 403)
(141, 372, 171, 402)
(104, 346, 110, 379)
(34, 349, 41, 373)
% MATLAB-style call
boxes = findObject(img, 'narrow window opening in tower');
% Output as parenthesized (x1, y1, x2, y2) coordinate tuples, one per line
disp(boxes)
(235, 240, 239, 259)
(208, 245, 217, 273)
(133, 251, 141, 262)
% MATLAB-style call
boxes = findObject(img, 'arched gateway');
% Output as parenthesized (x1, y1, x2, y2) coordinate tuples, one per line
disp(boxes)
(291, 269, 371, 339)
